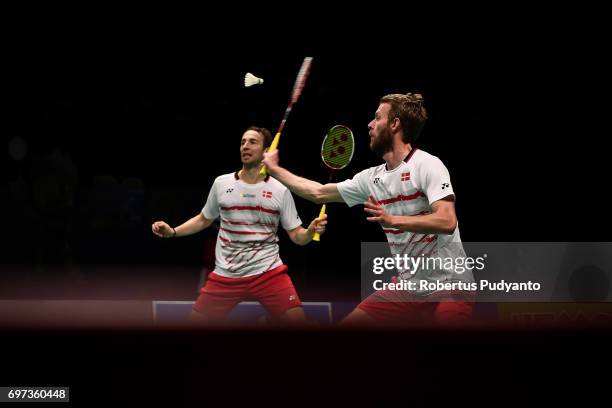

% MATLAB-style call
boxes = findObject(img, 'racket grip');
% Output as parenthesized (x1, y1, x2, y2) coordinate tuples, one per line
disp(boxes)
(312, 204, 327, 242)
(259, 132, 282, 176)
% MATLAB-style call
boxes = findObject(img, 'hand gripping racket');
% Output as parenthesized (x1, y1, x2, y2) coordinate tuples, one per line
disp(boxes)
(312, 125, 355, 241)
(259, 57, 313, 177)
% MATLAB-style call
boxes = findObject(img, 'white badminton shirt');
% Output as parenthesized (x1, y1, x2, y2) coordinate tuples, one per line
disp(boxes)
(337, 148, 474, 293)
(202, 172, 303, 278)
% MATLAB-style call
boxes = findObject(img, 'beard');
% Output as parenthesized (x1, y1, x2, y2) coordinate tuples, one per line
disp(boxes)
(241, 152, 263, 169)
(370, 126, 393, 157)
(242, 157, 261, 169)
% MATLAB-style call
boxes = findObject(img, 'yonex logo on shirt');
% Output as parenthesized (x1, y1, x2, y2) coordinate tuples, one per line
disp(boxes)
(226, 188, 234, 193)
(373, 177, 382, 184)
(441, 183, 450, 190)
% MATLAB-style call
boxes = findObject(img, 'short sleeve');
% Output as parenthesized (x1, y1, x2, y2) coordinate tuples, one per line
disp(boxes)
(336, 168, 371, 207)
(201, 179, 220, 220)
(280, 188, 303, 230)
(414, 156, 455, 205)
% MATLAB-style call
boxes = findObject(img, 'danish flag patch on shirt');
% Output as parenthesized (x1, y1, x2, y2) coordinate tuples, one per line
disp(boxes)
(262, 191, 273, 198)
(401, 172, 411, 182)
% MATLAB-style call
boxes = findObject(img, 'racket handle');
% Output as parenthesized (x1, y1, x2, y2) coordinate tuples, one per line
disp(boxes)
(312, 204, 327, 242)
(259, 132, 282, 176)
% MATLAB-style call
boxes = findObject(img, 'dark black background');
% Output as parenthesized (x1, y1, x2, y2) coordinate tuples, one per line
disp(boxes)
(4, 22, 607, 296)
(2, 11, 610, 406)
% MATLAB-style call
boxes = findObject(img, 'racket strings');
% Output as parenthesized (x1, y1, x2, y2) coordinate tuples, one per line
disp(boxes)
(321, 127, 354, 170)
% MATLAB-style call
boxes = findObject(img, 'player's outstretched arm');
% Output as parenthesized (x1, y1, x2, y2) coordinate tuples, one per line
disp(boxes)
(263, 150, 344, 204)
(286, 214, 328, 246)
(151, 213, 214, 238)
(364, 196, 457, 235)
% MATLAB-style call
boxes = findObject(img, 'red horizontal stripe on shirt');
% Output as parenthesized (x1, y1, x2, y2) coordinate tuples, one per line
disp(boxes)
(219, 235, 275, 245)
(383, 234, 438, 245)
(220, 227, 274, 235)
(219, 236, 256, 244)
(221, 218, 276, 227)
(377, 191, 425, 205)
(221, 205, 279, 215)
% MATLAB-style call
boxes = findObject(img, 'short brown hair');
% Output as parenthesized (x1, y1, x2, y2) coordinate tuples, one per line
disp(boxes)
(246, 126, 273, 148)
(380, 93, 428, 144)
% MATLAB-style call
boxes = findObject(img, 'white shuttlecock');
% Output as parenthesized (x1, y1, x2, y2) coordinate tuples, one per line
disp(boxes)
(244, 72, 264, 87)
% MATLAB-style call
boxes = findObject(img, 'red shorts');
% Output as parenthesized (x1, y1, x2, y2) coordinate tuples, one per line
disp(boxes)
(357, 289, 475, 326)
(193, 264, 302, 320)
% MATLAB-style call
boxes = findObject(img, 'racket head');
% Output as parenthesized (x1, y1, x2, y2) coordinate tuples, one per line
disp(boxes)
(290, 57, 313, 104)
(320, 125, 355, 170)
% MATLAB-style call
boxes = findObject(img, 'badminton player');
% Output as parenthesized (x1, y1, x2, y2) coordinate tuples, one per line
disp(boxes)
(262, 94, 475, 326)
(152, 126, 327, 325)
